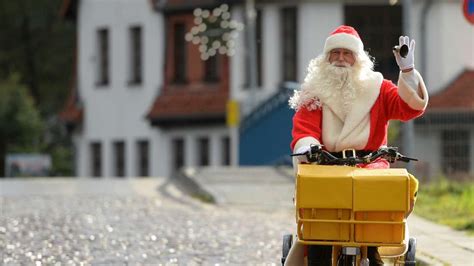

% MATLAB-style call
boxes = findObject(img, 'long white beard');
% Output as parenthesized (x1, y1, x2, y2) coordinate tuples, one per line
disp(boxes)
(320, 63, 359, 118)
(289, 57, 366, 119)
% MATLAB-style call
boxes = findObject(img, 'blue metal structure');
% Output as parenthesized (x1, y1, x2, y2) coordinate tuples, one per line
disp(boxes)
(239, 83, 298, 165)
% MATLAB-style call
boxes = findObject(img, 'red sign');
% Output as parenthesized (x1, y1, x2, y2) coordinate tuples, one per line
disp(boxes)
(463, 0, 474, 24)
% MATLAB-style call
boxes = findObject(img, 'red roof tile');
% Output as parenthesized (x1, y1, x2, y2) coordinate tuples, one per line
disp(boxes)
(147, 89, 228, 121)
(154, 0, 230, 12)
(428, 69, 474, 112)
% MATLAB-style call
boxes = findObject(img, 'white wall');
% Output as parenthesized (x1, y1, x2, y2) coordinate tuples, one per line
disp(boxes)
(230, 5, 277, 115)
(421, 1, 474, 93)
(230, 6, 245, 102)
(298, 2, 343, 83)
(164, 126, 230, 173)
(414, 127, 442, 179)
(261, 5, 282, 96)
(77, 0, 164, 177)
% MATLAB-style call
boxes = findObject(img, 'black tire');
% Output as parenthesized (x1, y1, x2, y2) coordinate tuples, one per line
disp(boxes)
(307, 245, 332, 266)
(336, 254, 356, 266)
(281, 234, 293, 265)
(404, 237, 417, 266)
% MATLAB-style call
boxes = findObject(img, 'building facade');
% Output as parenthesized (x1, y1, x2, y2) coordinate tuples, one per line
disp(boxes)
(60, 0, 473, 178)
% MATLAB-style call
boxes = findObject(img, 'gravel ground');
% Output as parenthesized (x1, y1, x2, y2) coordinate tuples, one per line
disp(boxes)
(0, 183, 294, 266)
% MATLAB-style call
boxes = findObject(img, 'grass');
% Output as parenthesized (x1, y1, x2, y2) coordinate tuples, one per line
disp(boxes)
(414, 178, 474, 234)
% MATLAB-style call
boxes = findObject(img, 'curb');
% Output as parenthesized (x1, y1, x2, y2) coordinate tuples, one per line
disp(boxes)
(416, 250, 449, 266)
(172, 168, 216, 204)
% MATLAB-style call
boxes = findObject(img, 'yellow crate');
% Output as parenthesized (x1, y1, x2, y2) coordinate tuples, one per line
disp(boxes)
(352, 169, 410, 212)
(296, 165, 411, 245)
(300, 208, 351, 241)
(296, 165, 353, 241)
(296, 165, 353, 209)
(354, 211, 405, 244)
(352, 170, 409, 244)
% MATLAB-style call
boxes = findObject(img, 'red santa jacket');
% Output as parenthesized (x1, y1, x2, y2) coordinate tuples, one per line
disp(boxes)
(291, 79, 425, 155)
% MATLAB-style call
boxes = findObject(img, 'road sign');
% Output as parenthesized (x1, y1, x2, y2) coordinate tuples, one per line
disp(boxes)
(5, 153, 51, 177)
(463, 0, 474, 24)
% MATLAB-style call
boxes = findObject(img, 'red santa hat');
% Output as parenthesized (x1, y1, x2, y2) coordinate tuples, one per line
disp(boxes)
(323, 25, 364, 55)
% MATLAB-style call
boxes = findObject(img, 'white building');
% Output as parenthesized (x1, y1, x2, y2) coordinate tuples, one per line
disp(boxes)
(60, 0, 473, 178)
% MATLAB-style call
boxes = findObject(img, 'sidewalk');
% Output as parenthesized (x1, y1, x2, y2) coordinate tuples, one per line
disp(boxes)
(183, 166, 474, 266)
(408, 215, 474, 265)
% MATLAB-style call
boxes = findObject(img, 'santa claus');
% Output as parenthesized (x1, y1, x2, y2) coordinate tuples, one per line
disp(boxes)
(285, 25, 429, 265)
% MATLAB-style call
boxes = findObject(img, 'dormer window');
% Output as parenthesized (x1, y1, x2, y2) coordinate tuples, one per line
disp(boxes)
(173, 23, 187, 84)
(204, 55, 220, 82)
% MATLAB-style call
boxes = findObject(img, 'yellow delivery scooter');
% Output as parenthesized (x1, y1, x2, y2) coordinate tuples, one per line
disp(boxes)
(282, 146, 418, 266)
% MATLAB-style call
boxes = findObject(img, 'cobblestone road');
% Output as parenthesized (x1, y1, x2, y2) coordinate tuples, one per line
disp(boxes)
(0, 178, 294, 265)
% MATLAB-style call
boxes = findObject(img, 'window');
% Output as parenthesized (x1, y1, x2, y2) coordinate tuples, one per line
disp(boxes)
(114, 141, 126, 177)
(204, 55, 220, 82)
(97, 28, 109, 86)
(173, 23, 187, 83)
(136, 140, 149, 177)
(129, 26, 142, 85)
(222, 136, 230, 166)
(281, 7, 297, 82)
(442, 130, 470, 174)
(198, 137, 210, 166)
(344, 5, 402, 82)
(173, 138, 185, 171)
(90, 142, 102, 177)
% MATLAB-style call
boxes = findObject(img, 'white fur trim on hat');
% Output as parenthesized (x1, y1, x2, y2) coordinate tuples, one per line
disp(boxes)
(324, 33, 364, 55)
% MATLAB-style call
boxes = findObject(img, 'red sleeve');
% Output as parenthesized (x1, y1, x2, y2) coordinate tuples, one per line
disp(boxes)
(291, 107, 322, 150)
(380, 80, 424, 121)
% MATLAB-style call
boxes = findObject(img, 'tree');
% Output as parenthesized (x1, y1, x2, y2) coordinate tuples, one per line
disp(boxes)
(0, 0, 75, 116)
(0, 74, 43, 176)
(0, 0, 75, 176)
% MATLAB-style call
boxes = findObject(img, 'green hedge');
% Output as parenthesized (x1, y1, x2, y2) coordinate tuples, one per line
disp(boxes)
(415, 179, 474, 234)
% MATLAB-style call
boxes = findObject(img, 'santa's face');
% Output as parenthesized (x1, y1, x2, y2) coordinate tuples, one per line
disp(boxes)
(329, 48, 355, 67)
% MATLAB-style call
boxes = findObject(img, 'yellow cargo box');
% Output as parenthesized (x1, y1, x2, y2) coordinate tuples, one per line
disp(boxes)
(352, 169, 409, 244)
(296, 165, 354, 241)
(352, 168, 410, 212)
(300, 208, 351, 241)
(354, 211, 405, 244)
(296, 165, 353, 209)
(295, 165, 410, 245)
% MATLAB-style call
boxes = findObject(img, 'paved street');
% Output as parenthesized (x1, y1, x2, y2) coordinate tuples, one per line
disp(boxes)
(0, 178, 293, 265)
(2, 171, 473, 266)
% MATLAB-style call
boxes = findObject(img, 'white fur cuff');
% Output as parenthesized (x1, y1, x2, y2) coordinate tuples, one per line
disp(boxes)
(324, 33, 364, 54)
(398, 69, 429, 111)
(293, 136, 321, 153)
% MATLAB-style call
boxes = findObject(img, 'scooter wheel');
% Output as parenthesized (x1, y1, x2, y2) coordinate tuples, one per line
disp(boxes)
(308, 245, 332, 266)
(281, 234, 293, 265)
(404, 237, 417, 265)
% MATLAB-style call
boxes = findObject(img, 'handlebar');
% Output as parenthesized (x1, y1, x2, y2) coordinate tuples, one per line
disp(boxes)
(291, 145, 418, 166)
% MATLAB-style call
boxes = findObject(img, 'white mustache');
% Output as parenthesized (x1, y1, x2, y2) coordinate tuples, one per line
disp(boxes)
(331, 61, 351, 68)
